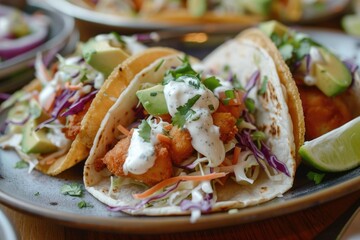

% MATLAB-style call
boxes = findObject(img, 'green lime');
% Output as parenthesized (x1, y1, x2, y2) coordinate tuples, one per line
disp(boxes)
(342, 14, 360, 37)
(299, 117, 360, 172)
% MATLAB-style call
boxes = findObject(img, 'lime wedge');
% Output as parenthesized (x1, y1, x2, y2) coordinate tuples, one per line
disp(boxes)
(342, 14, 360, 37)
(299, 117, 360, 172)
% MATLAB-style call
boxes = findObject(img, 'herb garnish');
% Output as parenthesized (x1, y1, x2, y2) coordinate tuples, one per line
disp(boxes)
(78, 200, 94, 209)
(138, 120, 151, 142)
(15, 160, 28, 169)
(307, 171, 325, 184)
(61, 183, 83, 197)
(203, 76, 221, 92)
(172, 94, 201, 128)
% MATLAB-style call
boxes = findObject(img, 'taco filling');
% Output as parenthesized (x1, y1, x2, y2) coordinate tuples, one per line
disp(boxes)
(85, 35, 300, 221)
(0, 32, 146, 174)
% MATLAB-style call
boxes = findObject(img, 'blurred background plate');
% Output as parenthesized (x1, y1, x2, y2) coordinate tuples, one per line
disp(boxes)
(0, 209, 17, 240)
(0, 1, 76, 93)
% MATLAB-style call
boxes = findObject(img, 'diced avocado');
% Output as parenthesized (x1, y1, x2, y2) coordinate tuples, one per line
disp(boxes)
(82, 38, 130, 77)
(244, 0, 272, 16)
(21, 118, 58, 154)
(29, 99, 50, 122)
(187, 0, 207, 17)
(312, 47, 352, 97)
(258, 20, 289, 37)
(136, 85, 168, 116)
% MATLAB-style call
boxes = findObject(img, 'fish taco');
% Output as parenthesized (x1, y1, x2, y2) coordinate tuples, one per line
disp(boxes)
(0, 32, 178, 175)
(84, 29, 304, 221)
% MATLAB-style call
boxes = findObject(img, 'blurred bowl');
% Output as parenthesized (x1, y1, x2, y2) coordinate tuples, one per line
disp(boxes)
(0, 1, 76, 92)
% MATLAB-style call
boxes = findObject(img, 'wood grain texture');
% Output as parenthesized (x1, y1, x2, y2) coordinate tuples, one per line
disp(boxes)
(2, 190, 359, 240)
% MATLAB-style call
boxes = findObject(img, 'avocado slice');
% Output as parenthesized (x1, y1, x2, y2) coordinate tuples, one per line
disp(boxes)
(313, 47, 352, 97)
(259, 20, 352, 97)
(82, 38, 130, 77)
(21, 119, 58, 154)
(136, 85, 168, 116)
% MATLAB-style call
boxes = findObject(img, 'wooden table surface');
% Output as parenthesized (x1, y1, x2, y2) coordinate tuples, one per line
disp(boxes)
(1, 189, 359, 240)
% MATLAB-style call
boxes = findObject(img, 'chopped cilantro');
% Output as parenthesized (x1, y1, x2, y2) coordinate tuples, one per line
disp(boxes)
(163, 57, 198, 84)
(150, 92, 157, 97)
(154, 59, 165, 72)
(225, 90, 235, 99)
(34, 192, 40, 196)
(307, 171, 325, 184)
(245, 98, 255, 113)
(14, 160, 28, 169)
(78, 200, 94, 209)
(111, 32, 125, 45)
(138, 120, 151, 142)
(258, 76, 268, 95)
(61, 183, 83, 197)
(202, 76, 221, 92)
(172, 95, 201, 128)
(270, 32, 317, 70)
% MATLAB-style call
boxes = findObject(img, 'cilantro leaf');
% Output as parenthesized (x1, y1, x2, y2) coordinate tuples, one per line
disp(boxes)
(163, 57, 198, 84)
(78, 200, 94, 209)
(307, 171, 325, 185)
(15, 160, 28, 169)
(61, 183, 83, 197)
(172, 95, 201, 128)
(203, 76, 221, 92)
(138, 120, 151, 142)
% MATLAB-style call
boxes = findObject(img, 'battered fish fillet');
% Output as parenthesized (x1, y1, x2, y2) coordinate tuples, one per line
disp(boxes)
(169, 127, 194, 165)
(299, 86, 352, 140)
(212, 112, 238, 143)
(100, 132, 173, 186)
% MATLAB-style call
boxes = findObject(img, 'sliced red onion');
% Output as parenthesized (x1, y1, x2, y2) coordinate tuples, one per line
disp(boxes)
(60, 90, 98, 117)
(242, 70, 260, 101)
(261, 143, 290, 177)
(36, 89, 76, 130)
(5, 114, 30, 126)
(0, 9, 48, 60)
(180, 193, 213, 213)
(236, 129, 290, 177)
(0, 93, 11, 101)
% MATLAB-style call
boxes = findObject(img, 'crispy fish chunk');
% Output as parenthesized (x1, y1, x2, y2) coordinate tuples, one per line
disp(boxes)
(169, 127, 194, 165)
(299, 86, 352, 140)
(212, 112, 238, 143)
(100, 132, 172, 186)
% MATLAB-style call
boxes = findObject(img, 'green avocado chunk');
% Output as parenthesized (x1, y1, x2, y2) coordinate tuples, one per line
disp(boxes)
(136, 85, 168, 116)
(259, 20, 352, 97)
(21, 119, 58, 154)
(312, 47, 352, 97)
(82, 38, 129, 77)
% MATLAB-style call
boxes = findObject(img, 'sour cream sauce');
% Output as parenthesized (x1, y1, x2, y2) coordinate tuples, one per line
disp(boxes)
(164, 76, 225, 167)
(124, 120, 166, 175)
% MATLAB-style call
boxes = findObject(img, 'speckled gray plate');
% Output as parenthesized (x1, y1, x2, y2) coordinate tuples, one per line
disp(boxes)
(0, 29, 359, 234)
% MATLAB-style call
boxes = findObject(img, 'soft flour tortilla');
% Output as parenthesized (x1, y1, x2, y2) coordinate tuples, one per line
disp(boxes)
(36, 47, 179, 175)
(84, 31, 304, 216)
